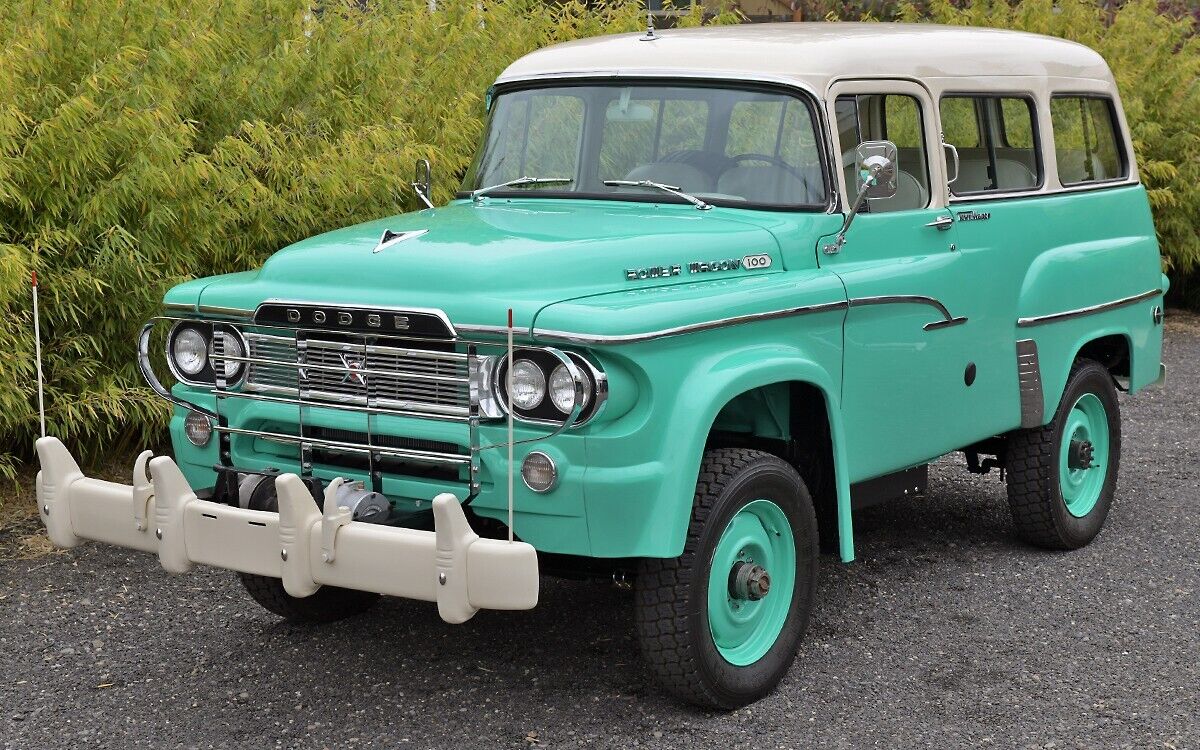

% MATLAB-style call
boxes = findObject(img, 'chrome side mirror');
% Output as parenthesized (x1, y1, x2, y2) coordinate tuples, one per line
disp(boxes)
(823, 141, 898, 256)
(411, 158, 434, 209)
(855, 140, 898, 200)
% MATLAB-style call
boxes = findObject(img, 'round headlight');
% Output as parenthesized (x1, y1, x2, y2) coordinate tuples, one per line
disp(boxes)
(171, 328, 208, 376)
(549, 363, 589, 414)
(183, 412, 213, 447)
(507, 359, 546, 410)
(210, 330, 244, 380)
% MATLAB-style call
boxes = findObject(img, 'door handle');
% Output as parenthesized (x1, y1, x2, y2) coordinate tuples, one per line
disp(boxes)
(925, 215, 954, 231)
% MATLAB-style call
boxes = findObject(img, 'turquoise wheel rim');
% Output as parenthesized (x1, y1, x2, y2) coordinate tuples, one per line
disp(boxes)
(707, 499, 796, 667)
(1058, 392, 1110, 518)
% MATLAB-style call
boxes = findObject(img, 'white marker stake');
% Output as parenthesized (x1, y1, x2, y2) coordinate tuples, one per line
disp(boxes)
(32, 271, 46, 438)
(504, 307, 513, 540)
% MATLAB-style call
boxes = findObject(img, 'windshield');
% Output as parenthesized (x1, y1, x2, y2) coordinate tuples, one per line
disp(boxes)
(461, 84, 827, 209)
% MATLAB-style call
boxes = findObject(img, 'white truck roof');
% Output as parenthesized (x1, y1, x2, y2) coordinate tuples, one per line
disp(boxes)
(497, 22, 1116, 93)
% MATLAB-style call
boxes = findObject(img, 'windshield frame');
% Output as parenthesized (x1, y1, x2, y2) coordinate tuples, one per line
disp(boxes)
(457, 77, 837, 213)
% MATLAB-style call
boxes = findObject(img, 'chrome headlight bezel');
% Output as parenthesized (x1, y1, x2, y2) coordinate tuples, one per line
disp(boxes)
(166, 321, 248, 387)
(493, 348, 606, 427)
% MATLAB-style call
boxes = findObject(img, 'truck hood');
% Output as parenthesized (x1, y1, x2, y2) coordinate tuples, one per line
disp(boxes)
(185, 199, 801, 329)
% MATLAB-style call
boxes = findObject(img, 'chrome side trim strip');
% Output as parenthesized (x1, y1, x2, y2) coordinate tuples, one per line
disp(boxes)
(164, 302, 256, 318)
(488, 301, 850, 347)
(461, 295, 970, 346)
(1016, 289, 1161, 328)
(198, 305, 254, 318)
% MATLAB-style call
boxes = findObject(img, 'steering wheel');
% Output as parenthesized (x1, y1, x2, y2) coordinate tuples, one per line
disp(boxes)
(727, 153, 812, 183)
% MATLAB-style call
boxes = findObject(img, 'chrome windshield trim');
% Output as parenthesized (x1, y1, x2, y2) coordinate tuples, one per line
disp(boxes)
(483, 73, 839, 215)
(1017, 289, 1161, 328)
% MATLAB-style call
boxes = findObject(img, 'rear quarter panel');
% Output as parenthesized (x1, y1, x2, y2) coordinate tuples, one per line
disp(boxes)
(1011, 185, 1164, 421)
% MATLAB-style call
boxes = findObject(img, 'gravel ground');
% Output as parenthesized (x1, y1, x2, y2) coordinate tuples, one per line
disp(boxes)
(2, 323, 1197, 750)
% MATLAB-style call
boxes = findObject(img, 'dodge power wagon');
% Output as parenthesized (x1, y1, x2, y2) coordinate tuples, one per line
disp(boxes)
(35, 23, 1167, 708)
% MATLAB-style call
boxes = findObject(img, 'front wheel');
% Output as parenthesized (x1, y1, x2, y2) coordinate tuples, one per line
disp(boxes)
(1006, 358, 1122, 549)
(634, 448, 819, 709)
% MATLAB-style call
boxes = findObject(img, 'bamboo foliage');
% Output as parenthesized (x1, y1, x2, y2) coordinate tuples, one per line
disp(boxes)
(0, 0, 728, 478)
(0, 0, 1196, 482)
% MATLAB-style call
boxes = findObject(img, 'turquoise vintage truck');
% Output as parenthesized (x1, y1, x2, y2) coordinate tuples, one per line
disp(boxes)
(36, 23, 1166, 708)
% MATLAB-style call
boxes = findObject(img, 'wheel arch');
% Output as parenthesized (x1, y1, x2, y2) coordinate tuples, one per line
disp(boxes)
(663, 347, 855, 562)
(1039, 326, 1134, 423)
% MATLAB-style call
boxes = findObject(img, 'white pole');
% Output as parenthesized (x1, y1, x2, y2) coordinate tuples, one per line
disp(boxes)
(506, 308, 514, 543)
(32, 271, 46, 438)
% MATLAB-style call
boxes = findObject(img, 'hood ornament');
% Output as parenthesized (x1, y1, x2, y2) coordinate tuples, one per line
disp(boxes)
(372, 229, 428, 254)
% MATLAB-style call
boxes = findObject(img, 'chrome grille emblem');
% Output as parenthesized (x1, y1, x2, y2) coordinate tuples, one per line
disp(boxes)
(339, 352, 368, 386)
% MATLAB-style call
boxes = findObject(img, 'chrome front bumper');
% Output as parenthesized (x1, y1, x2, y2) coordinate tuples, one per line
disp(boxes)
(34, 436, 539, 623)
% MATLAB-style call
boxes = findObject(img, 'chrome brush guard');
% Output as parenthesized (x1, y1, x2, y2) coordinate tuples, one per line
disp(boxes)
(137, 312, 588, 501)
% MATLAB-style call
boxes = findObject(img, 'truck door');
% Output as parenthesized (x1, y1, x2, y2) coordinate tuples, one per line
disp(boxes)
(820, 79, 1003, 483)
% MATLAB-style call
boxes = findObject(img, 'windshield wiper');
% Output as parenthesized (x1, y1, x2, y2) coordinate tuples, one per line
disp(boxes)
(603, 179, 712, 211)
(471, 176, 574, 203)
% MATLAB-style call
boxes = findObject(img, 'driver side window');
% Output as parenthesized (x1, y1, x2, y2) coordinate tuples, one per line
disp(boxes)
(834, 94, 931, 213)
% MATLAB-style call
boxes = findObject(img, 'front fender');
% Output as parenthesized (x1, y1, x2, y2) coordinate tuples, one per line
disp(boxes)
(581, 331, 855, 562)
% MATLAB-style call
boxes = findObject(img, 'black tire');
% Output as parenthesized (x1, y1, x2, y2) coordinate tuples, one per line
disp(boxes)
(234, 478, 380, 623)
(1006, 358, 1122, 550)
(238, 573, 380, 624)
(634, 448, 819, 709)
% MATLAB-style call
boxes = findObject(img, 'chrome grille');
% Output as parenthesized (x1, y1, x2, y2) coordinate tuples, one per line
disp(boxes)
(243, 333, 470, 417)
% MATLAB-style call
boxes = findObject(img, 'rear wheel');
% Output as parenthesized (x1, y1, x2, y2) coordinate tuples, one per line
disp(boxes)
(1006, 359, 1121, 549)
(635, 448, 818, 709)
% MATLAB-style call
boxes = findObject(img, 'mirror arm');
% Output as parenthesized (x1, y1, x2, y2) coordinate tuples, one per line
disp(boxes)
(823, 165, 880, 256)
(411, 158, 434, 209)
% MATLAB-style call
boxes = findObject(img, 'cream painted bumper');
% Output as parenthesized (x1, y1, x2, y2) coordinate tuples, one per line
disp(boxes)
(34, 437, 538, 623)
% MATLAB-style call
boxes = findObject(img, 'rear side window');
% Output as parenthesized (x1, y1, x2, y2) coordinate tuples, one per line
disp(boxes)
(939, 95, 1040, 195)
(1050, 96, 1127, 185)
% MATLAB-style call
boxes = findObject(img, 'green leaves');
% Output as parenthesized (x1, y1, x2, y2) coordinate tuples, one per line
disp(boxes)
(0, 0, 729, 468)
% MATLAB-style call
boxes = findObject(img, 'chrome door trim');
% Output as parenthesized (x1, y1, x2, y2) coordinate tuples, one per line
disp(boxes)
(1016, 289, 1161, 328)
(848, 295, 968, 331)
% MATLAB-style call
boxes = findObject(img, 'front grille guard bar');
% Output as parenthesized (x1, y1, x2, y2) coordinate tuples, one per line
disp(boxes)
(137, 315, 587, 501)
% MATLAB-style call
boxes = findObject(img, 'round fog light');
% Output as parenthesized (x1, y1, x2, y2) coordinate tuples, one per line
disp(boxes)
(521, 451, 558, 493)
(184, 412, 213, 447)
